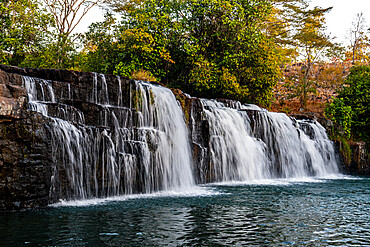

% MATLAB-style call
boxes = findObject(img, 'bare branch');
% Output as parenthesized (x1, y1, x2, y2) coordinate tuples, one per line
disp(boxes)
(43, 0, 104, 36)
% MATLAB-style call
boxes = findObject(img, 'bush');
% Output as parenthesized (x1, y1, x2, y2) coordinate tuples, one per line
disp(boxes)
(82, 0, 279, 107)
(326, 65, 370, 142)
(325, 97, 353, 139)
(340, 66, 370, 142)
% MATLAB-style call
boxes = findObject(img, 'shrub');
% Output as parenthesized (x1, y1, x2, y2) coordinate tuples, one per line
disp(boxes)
(325, 97, 353, 139)
(340, 66, 370, 142)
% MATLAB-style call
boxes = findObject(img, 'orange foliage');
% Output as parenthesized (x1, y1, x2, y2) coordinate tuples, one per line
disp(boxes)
(270, 62, 352, 115)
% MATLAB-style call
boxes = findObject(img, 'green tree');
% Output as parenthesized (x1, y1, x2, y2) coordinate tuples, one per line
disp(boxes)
(95, 0, 280, 106)
(0, 0, 52, 66)
(294, 7, 336, 106)
(41, 0, 106, 69)
(325, 97, 353, 139)
(338, 65, 370, 142)
(81, 13, 118, 74)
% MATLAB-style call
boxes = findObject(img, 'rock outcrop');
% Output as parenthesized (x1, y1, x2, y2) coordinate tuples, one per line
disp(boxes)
(0, 68, 53, 210)
(341, 141, 369, 175)
(0, 65, 134, 210)
(0, 64, 367, 211)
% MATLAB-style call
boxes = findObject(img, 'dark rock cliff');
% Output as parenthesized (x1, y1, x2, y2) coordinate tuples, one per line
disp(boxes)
(0, 68, 52, 209)
(0, 65, 134, 210)
(0, 65, 368, 211)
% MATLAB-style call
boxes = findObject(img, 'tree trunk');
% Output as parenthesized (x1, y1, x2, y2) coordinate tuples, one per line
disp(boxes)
(352, 41, 357, 65)
(301, 49, 311, 107)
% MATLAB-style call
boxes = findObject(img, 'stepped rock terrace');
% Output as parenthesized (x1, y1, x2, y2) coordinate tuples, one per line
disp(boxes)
(0, 65, 340, 210)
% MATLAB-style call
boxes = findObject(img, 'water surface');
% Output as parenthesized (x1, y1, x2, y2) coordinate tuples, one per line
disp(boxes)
(1, 177, 369, 246)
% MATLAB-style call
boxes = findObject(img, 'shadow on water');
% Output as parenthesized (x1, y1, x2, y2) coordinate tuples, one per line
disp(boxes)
(1, 177, 369, 246)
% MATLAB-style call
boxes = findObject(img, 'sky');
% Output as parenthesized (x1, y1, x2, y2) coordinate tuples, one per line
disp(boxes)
(310, 0, 370, 45)
(77, 0, 370, 46)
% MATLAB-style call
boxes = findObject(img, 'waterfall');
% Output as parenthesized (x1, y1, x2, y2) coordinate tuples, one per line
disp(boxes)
(242, 104, 339, 178)
(131, 82, 194, 190)
(198, 99, 270, 181)
(21, 73, 339, 202)
(192, 100, 339, 182)
(23, 76, 194, 201)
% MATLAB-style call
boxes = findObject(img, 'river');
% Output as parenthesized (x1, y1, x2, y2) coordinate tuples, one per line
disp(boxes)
(1, 176, 369, 246)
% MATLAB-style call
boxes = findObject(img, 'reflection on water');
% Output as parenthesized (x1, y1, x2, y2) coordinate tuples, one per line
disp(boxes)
(1, 178, 369, 246)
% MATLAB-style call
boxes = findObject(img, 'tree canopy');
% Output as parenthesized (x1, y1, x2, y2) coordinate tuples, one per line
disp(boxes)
(1, 0, 368, 117)
(82, 0, 281, 106)
(0, 0, 52, 66)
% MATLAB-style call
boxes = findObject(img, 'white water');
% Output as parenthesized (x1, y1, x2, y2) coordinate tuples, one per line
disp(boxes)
(135, 82, 195, 189)
(200, 99, 270, 181)
(245, 106, 339, 178)
(23, 76, 194, 200)
(22, 74, 340, 203)
(197, 100, 339, 181)
(51, 186, 220, 207)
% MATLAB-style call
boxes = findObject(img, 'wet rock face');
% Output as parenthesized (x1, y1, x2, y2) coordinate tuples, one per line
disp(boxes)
(0, 65, 133, 210)
(351, 142, 369, 175)
(340, 141, 369, 175)
(0, 64, 366, 210)
(187, 98, 212, 184)
(0, 67, 53, 210)
(0, 113, 52, 210)
(0, 70, 27, 120)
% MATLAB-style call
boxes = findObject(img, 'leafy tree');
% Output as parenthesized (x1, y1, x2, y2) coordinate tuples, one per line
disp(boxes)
(326, 65, 370, 146)
(265, 0, 306, 62)
(0, 0, 99, 69)
(93, 0, 280, 106)
(337, 65, 370, 142)
(82, 1, 175, 78)
(80, 13, 118, 73)
(325, 97, 353, 139)
(270, 0, 340, 107)
(294, 8, 338, 107)
(0, 0, 52, 66)
(21, 35, 84, 70)
(41, 0, 106, 69)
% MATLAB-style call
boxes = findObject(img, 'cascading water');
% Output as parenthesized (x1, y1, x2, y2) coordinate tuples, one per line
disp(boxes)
(22, 72, 339, 203)
(23, 75, 194, 201)
(198, 99, 270, 182)
(243, 104, 339, 178)
(191, 99, 339, 183)
(133, 82, 194, 189)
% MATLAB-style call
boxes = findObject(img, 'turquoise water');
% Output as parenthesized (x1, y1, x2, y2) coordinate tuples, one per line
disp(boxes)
(1, 177, 369, 246)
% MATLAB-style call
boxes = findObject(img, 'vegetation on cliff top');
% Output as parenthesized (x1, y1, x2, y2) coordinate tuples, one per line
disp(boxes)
(81, 0, 282, 106)
(0, 0, 369, 143)
(0, 0, 342, 107)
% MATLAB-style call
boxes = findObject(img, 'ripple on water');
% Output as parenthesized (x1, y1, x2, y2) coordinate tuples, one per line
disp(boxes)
(0, 178, 369, 246)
